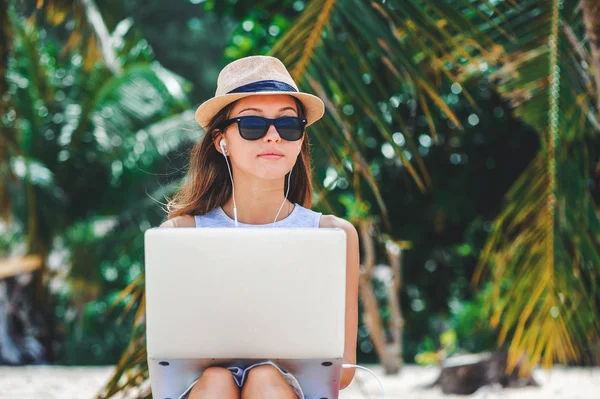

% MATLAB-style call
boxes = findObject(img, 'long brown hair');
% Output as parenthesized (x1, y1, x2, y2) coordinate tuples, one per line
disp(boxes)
(166, 96, 313, 219)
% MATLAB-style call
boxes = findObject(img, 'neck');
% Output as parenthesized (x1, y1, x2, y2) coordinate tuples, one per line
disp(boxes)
(221, 168, 294, 225)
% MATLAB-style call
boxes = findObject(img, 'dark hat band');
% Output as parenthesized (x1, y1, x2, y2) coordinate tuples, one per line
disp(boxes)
(226, 79, 298, 94)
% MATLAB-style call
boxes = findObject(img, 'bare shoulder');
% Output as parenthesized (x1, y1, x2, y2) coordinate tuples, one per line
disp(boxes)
(319, 215, 358, 240)
(159, 215, 196, 228)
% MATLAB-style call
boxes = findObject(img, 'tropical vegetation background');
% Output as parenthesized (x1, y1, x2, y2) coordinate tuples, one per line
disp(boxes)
(1, 0, 599, 397)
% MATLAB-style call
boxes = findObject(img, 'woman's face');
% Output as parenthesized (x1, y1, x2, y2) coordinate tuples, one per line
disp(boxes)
(216, 94, 303, 181)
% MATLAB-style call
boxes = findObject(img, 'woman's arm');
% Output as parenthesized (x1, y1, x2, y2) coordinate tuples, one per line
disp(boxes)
(320, 215, 360, 390)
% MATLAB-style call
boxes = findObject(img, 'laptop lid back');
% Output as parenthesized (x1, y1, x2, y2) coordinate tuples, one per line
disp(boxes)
(144, 227, 347, 360)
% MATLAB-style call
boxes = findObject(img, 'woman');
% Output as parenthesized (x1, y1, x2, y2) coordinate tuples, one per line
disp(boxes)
(161, 55, 359, 399)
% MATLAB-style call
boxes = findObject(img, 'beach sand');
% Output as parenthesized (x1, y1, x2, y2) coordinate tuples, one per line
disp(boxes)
(0, 364, 598, 399)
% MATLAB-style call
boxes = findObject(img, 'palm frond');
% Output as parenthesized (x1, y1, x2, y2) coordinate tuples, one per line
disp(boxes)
(270, 0, 500, 225)
(271, 0, 337, 80)
(474, 146, 600, 371)
(472, 0, 600, 372)
(482, 1, 599, 136)
(33, 0, 121, 72)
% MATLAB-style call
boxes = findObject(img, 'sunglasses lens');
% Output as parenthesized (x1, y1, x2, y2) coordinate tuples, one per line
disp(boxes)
(238, 117, 268, 140)
(275, 117, 305, 141)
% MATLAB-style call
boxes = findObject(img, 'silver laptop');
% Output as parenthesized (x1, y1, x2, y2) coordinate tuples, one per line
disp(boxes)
(144, 227, 347, 399)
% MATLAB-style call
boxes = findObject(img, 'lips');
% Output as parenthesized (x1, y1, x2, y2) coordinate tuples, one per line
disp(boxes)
(258, 150, 284, 159)
(259, 154, 283, 160)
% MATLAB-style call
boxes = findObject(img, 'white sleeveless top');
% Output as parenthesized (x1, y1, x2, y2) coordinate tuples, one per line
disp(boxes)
(194, 203, 322, 228)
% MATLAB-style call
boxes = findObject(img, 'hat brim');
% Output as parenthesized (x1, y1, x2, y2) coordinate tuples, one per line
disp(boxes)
(195, 91, 325, 131)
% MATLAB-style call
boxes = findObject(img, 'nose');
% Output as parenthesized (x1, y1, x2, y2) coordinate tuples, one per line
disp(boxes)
(262, 122, 281, 143)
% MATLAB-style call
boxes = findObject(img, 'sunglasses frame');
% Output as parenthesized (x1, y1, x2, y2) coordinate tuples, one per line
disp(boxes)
(218, 115, 308, 141)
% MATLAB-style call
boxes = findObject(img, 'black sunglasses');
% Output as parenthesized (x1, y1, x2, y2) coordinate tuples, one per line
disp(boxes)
(218, 116, 307, 141)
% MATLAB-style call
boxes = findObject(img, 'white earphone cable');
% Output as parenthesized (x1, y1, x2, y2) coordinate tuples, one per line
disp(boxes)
(342, 364, 385, 399)
(272, 166, 293, 226)
(221, 141, 238, 227)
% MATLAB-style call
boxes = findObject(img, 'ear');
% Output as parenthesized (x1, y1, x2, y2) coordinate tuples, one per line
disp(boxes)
(213, 132, 225, 155)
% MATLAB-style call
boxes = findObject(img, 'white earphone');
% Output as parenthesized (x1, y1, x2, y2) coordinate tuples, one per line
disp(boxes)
(219, 138, 228, 155)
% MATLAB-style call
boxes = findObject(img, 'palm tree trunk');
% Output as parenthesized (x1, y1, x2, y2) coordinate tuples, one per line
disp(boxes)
(581, 0, 600, 113)
(385, 240, 404, 372)
(358, 220, 401, 374)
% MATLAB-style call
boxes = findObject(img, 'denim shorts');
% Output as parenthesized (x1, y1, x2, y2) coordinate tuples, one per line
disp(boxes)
(178, 360, 304, 399)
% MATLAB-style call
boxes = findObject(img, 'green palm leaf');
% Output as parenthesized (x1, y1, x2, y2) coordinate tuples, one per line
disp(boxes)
(269, 0, 501, 228)
(472, 0, 600, 372)
(33, 0, 123, 72)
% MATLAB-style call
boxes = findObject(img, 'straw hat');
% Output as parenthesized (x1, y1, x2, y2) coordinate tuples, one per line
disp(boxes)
(194, 55, 325, 130)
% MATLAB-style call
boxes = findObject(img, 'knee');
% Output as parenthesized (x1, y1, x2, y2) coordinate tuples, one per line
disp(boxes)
(242, 365, 296, 398)
(199, 366, 233, 382)
(245, 364, 284, 384)
(189, 367, 236, 397)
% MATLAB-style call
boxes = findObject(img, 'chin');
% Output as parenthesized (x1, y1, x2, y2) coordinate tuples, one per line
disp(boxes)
(252, 164, 295, 180)
(256, 170, 291, 180)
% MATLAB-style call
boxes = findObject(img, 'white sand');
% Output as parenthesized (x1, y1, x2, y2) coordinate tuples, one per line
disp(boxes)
(0, 364, 598, 399)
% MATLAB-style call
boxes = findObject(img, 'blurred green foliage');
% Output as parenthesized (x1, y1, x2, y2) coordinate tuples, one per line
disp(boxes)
(2, 0, 196, 364)
(2, 0, 531, 365)
(3, 0, 597, 373)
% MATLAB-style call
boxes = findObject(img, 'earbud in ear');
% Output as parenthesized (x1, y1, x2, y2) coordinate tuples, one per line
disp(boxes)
(219, 139, 228, 155)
